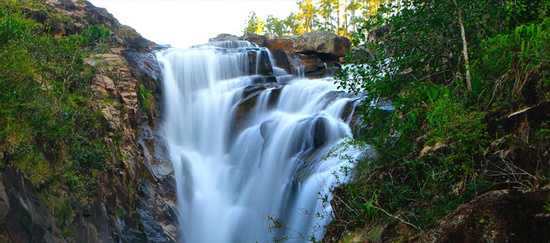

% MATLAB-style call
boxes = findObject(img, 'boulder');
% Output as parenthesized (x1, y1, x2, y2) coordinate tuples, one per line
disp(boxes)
(311, 117, 330, 149)
(267, 31, 351, 58)
(492, 102, 550, 135)
(425, 187, 550, 243)
(209, 33, 240, 42)
(244, 31, 350, 58)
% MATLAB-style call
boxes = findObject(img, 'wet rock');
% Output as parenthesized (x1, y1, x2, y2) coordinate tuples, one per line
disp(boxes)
(311, 117, 329, 149)
(234, 92, 261, 130)
(251, 76, 277, 84)
(247, 49, 274, 76)
(242, 85, 269, 99)
(270, 48, 293, 74)
(340, 98, 359, 122)
(296, 53, 341, 78)
(268, 86, 283, 108)
(299, 54, 325, 74)
(241, 83, 283, 102)
(234, 84, 284, 133)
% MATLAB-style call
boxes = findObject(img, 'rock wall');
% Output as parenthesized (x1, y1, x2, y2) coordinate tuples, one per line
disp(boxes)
(81, 47, 179, 243)
(0, 0, 179, 242)
(425, 186, 550, 243)
(0, 166, 66, 243)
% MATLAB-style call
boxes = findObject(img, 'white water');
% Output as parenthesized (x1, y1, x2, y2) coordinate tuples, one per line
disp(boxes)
(157, 42, 358, 243)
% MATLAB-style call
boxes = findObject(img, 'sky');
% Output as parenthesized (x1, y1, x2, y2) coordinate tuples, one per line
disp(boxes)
(88, 0, 298, 48)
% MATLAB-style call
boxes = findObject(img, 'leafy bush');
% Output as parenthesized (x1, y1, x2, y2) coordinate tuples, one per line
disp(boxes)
(329, 0, 550, 238)
(474, 18, 550, 108)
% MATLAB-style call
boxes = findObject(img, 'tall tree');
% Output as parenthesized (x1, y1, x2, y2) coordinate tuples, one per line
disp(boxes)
(244, 11, 264, 35)
(297, 0, 318, 33)
(284, 13, 303, 35)
(319, 0, 337, 32)
(346, 0, 362, 35)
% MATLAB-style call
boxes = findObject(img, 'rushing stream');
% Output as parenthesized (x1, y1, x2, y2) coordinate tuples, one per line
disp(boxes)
(156, 42, 359, 243)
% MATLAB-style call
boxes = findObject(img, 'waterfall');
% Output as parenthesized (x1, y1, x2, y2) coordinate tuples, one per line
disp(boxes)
(156, 42, 359, 243)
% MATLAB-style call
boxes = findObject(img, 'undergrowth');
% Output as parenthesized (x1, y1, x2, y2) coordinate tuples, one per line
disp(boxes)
(327, 0, 550, 240)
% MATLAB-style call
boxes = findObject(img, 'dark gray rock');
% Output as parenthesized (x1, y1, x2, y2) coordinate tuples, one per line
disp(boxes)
(0, 166, 67, 243)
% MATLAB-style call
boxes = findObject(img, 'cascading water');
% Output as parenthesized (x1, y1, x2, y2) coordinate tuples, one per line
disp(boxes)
(156, 42, 359, 243)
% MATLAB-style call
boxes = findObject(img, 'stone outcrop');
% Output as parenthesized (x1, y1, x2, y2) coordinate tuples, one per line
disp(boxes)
(43, 0, 154, 52)
(425, 186, 550, 242)
(265, 31, 350, 57)
(486, 101, 550, 135)
(209, 33, 240, 42)
(246, 49, 274, 77)
(243, 32, 351, 78)
(209, 32, 351, 78)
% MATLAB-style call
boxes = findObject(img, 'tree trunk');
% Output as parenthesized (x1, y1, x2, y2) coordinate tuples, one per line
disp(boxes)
(453, 0, 472, 91)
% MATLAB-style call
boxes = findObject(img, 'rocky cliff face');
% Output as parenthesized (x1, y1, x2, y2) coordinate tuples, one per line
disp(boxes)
(0, 166, 66, 243)
(77, 46, 179, 242)
(0, 0, 179, 242)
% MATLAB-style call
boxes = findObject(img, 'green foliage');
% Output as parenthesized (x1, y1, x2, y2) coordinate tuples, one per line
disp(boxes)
(138, 83, 154, 111)
(297, 0, 318, 33)
(244, 0, 392, 37)
(81, 24, 112, 46)
(0, 12, 39, 45)
(0, 1, 121, 235)
(329, 0, 550, 237)
(264, 15, 288, 36)
(244, 11, 264, 35)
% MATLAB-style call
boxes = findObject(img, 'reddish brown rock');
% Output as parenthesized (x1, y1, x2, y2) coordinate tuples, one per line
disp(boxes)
(244, 32, 350, 78)
(255, 32, 351, 58)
